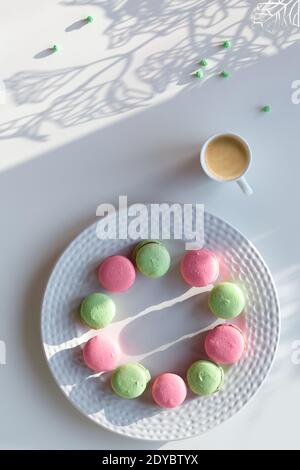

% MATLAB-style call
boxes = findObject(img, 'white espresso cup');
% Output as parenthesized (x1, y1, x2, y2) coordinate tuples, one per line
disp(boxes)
(200, 133, 253, 196)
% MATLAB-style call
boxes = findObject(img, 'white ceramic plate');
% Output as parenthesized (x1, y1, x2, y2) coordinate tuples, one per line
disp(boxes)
(41, 210, 280, 441)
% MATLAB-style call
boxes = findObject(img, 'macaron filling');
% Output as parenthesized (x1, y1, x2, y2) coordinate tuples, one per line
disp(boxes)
(131, 240, 161, 261)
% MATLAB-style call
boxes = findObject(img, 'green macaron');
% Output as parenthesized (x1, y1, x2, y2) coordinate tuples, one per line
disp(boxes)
(208, 282, 245, 319)
(131, 240, 156, 262)
(111, 363, 151, 399)
(133, 240, 171, 278)
(80, 293, 116, 329)
(187, 360, 224, 396)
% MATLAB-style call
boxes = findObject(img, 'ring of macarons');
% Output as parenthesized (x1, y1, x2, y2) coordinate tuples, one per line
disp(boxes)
(79, 240, 247, 409)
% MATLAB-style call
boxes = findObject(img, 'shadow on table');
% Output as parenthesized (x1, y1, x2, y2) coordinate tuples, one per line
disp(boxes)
(5, 1, 300, 441)
(34, 49, 55, 60)
(65, 19, 87, 32)
(1, 0, 295, 142)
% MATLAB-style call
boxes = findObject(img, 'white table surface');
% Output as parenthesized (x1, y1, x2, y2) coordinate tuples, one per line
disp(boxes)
(1, 1, 300, 450)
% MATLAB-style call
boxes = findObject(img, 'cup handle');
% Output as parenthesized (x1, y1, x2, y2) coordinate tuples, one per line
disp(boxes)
(237, 176, 253, 196)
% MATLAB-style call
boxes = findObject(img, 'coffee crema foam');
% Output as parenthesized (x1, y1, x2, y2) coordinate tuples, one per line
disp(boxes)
(205, 135, 248, 180)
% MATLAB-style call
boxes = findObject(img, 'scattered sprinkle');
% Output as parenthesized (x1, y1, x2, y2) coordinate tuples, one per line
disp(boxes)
(262, 105, 271, 113)
(220, 70, 230, 78)
(222, 40, 231, 49)
(199, 58, 208, 67)
(86, 15, 94, 23)
(193, 69, 204, 79)
(52, 44, 59, 53)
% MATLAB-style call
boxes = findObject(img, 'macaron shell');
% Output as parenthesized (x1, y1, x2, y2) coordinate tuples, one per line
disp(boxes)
(132, 240, 161, 262)
(208, 282, 246, 319)
(111, 363, 151, 399)
(152, 373, 187, 408)
(136, 242, 170, 278)
(80, 293, 116, 329)
(180, 249, 219, 287)
(83, 334, 120, 372)
(204, 324, 246, 364)
(187, 360, 224, 395)
(98, 255, 136, 292)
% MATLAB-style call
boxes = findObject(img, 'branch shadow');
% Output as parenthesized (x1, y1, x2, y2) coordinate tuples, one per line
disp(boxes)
(1, 0, 298, 142)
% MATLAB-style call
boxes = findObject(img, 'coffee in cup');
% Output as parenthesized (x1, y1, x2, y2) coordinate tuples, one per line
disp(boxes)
(200, 133, 253, 195)
(205, 135, 248, 180)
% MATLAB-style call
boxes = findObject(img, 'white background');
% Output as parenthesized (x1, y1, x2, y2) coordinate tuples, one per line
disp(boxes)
(1, 0, 300, 450)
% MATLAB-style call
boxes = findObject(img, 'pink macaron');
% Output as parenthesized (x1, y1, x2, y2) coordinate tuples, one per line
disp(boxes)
(152, 373, 187, 408)
(83, 334, 120, 372)
(98, 255, 136, 292)
(204, 324, 246, 365)
(180, 248, 219, 287)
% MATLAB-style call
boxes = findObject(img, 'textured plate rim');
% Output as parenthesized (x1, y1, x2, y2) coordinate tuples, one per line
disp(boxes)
(40, 211, 281, 441)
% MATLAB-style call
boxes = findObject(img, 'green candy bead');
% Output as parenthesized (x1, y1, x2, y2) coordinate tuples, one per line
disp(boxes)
(199, 59, 208, 67)
(220, 71, 230, 78)
(222, 40, 231, 49)
(262, 105, 271, 113)
(187, 360, 224, 396)
(86, 15, 94, 23)
(111, 363, 151, 399)
(194, 69, 204, 79)
(80, 293, 116, 329)
(52, 44, 59, 53)
(208, 282, 245, 319)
